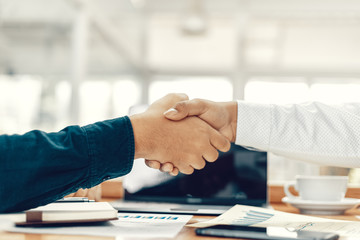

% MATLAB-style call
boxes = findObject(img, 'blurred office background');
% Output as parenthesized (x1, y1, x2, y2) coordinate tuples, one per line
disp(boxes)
(1, 0, 360, 184)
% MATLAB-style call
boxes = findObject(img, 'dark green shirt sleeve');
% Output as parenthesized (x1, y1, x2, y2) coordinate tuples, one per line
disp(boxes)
(0, 116, 135, 213)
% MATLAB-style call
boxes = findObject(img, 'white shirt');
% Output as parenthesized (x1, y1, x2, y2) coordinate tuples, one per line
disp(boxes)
(235, 101, 360, 168)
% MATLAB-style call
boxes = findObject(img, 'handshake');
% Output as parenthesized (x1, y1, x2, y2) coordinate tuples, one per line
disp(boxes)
(68, 93, 237, 201)
(130, 93, 238, 176)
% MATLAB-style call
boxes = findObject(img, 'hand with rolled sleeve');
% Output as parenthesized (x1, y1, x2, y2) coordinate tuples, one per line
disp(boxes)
(0, 93, 230, 212)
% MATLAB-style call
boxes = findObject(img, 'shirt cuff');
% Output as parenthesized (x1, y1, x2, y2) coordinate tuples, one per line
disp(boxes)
(235, 101, 272, 151)
(82, 116, 135, 187)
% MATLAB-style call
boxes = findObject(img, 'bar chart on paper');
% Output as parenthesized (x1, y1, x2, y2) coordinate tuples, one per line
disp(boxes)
(231, 210, 274, 226)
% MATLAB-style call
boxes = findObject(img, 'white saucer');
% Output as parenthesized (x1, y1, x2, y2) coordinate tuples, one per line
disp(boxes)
(282, 197, 360, 215)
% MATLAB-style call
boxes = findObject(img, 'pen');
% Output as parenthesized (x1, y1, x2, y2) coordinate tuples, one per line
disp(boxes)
(54, 197, 95, 203)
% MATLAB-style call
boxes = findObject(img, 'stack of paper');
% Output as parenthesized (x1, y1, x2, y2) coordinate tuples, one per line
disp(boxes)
(5, 213, 192, 238)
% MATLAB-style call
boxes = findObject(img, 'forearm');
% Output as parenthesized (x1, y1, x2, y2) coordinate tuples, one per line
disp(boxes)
(235, 101, 360, 168)
(0, 116, 134, 213)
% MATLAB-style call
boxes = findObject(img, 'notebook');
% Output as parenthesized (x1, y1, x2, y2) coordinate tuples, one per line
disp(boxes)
(16, 202, 118, 227)
(111, 144, 268, 215)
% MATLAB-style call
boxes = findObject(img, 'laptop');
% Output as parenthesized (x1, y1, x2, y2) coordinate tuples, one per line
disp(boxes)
(111, 144, 268, 215)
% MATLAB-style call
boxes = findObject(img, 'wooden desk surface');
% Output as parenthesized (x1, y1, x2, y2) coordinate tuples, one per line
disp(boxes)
(1, 203, 359, 240)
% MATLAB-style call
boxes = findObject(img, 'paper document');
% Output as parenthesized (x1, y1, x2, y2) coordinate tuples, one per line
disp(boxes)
(6, 213, 192, 238)
(188, 205, 360, 239)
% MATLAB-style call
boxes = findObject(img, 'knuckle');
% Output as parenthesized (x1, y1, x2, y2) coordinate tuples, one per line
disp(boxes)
(162, 163, 173, 172)
(171, 168, 179, 176)
(190, 98, 207, 111)
(148, 161, 158, 169)
(174, 101, 187, 111)
(177, 93, 189, 101)
(168, 93, 189, 102)
(191, 98, 202, 106)
(165, 93, 176, 100)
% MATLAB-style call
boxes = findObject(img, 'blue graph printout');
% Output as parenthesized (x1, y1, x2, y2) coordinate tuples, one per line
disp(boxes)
(232, 210, 274, 226)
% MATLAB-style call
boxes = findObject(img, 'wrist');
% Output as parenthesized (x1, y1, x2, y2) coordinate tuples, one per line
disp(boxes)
(129, 113, 153, 159)
(226, 101, 238, 142)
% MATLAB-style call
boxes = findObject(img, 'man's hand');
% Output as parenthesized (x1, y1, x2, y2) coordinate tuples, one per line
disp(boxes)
(164, 99, 238, 142)
(145, 98, 238, 175)
(130, 94, 231, 175)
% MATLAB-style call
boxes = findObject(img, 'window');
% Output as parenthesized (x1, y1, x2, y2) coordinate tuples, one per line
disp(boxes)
(79, 78, 141, 125)
(245, 78, 309, 104)
(80, 81, 112, 125)
(310, 81, 360, 104)
(0, 75, 42, 134)
(149, 76, 233, 103)
(55, 81, 72, 129)
(113, 79, 141, 116)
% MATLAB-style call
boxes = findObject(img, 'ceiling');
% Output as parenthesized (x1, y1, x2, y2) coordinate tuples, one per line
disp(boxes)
(1, 0, 360, 76)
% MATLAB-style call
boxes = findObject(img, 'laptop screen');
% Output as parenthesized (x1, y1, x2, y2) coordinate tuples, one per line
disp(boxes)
(123, 144, 267, 206)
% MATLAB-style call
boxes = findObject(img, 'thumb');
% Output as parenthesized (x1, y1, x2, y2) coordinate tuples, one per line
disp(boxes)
(164, 99, 209, 121)
(163, 101, 190, 120)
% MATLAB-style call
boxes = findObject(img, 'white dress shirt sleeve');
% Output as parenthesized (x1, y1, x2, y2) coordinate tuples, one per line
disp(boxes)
(235, 101, 360, 168)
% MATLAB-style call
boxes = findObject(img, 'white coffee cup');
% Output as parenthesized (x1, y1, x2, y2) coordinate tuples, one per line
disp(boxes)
(284, 175, 348, 202)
